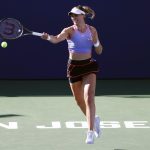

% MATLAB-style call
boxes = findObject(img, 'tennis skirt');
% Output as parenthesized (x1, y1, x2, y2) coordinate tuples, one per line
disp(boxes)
(67, 58, 99, 83)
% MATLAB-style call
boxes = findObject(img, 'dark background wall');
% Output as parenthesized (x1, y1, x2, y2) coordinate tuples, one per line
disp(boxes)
(0, 0, 150, 79)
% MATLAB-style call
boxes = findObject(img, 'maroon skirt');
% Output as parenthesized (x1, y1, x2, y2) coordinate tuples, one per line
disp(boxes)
(67, 58, 99, 83)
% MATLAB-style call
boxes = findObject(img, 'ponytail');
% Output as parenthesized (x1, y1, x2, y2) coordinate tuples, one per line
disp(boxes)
(76, 5, 95, 19)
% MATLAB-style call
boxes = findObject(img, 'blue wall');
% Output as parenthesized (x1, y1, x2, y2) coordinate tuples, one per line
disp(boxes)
(0, 0, 150, 79)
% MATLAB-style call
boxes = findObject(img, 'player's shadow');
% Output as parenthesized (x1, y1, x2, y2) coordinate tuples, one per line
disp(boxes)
(0, 79, 149, 97)
(0, 114, 24, 118)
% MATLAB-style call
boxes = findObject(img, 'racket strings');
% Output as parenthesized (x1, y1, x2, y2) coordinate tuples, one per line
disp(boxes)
(0, 18, 23, 39)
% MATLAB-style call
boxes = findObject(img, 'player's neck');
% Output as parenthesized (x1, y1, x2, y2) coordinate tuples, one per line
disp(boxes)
(75, 23, 87, 32)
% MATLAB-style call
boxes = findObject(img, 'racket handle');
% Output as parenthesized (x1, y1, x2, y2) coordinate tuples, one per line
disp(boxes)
(32, 32, 43, 37)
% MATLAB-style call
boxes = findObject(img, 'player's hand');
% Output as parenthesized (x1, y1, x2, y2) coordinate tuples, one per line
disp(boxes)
(41, 32, 50, 40)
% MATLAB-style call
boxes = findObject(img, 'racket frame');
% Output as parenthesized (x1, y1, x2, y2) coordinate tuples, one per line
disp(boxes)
(0, 18, 43, 40)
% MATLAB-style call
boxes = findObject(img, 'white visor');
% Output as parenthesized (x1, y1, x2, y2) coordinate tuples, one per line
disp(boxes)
(68, 7, 85, 15)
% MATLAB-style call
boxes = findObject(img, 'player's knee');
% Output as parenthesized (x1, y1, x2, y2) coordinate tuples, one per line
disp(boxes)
(84, 95, 95, 106)
(74, 96, 84, 106)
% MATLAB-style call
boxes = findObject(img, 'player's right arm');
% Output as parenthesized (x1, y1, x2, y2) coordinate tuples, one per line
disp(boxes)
(41, 27, 70, 44)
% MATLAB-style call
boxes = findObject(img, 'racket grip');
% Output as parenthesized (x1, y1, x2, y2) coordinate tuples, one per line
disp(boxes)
(32, 32, 43, 37)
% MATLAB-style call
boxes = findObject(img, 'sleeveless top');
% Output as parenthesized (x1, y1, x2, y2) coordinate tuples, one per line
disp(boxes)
(67, 25, 93, 54)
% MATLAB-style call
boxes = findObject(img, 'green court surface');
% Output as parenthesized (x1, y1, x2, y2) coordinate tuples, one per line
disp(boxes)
(0, 79, 150, 150)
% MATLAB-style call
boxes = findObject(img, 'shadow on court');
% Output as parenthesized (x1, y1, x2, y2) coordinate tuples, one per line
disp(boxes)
(0, 114, 24, 118)
(0, 79, 150, 97)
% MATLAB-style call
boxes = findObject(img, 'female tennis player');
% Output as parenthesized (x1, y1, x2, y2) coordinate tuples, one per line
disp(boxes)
(41, 5, 103, 144)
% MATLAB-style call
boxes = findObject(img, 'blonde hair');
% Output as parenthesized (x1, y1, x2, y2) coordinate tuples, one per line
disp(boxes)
(76, 5, 95, 19)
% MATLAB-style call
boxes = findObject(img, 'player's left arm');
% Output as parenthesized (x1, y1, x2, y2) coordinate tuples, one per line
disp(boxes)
(91, 26, 103, 55)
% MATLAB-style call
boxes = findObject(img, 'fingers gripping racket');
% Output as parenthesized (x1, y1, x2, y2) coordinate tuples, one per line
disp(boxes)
(0, 18, 43, 40)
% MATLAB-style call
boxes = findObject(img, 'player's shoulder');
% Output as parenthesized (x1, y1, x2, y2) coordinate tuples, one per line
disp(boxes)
(88, 25, 97, 33)
(62, 26, 74, 32)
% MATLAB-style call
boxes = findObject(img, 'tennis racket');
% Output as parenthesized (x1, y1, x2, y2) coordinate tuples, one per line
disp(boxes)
(0, 18, 43, 40)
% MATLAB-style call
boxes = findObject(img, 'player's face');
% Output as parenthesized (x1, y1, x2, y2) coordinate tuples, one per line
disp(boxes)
(70, 14, 85, 25)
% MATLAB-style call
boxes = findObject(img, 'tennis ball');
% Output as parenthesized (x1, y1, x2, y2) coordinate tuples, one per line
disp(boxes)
(1, 41, 8, 48)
